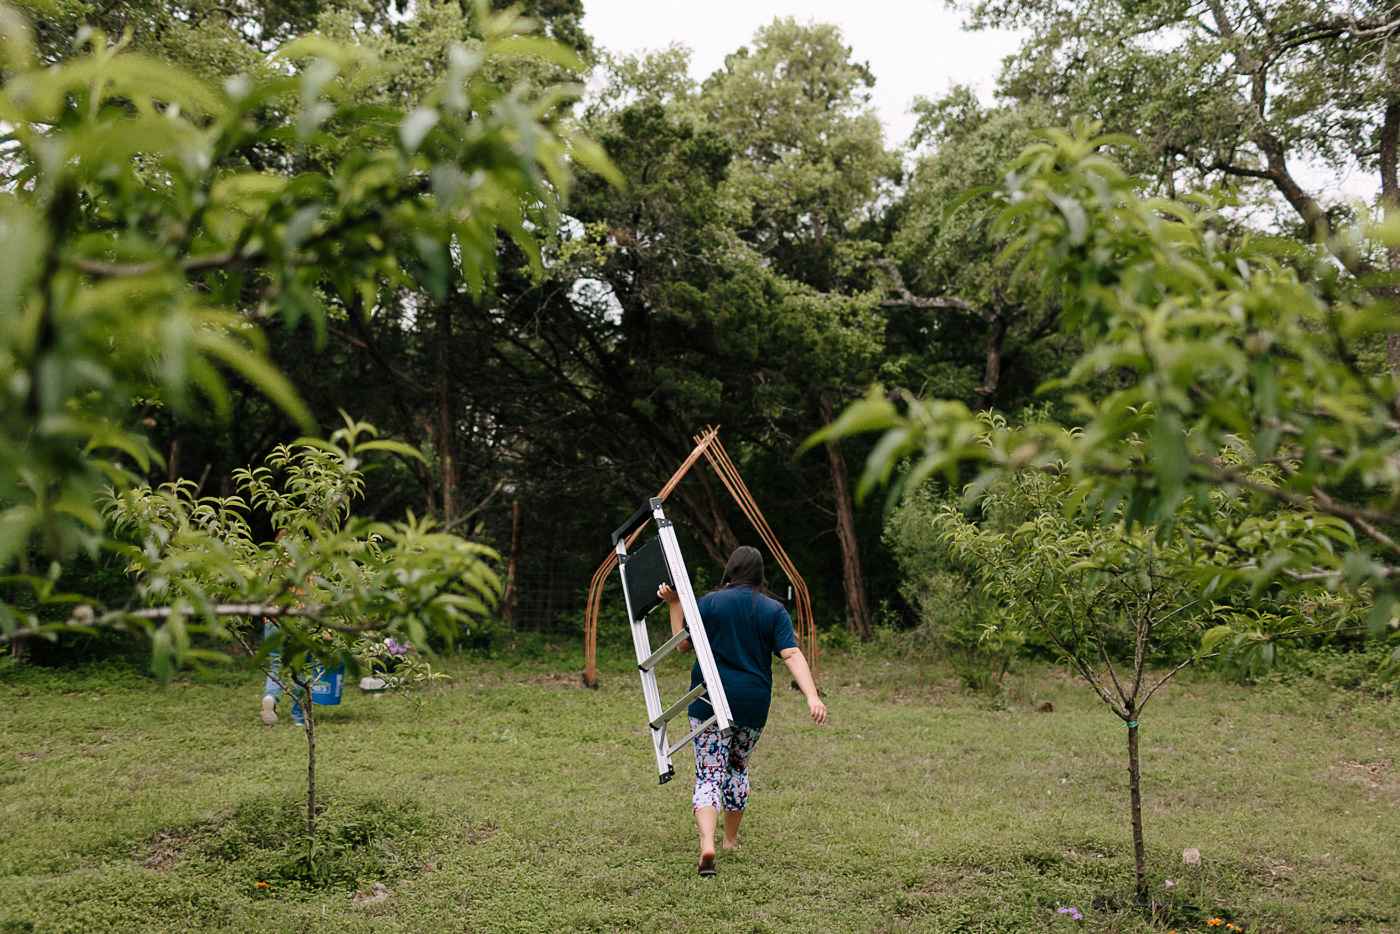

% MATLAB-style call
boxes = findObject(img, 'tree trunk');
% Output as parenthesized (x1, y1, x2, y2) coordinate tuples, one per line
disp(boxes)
(435, 303, 456, 525)
(690, 464, 741, 559)
(1254, 128, 1334, 238)
(679, 512, 738, 568)
(296, 676, 317, 856)
(637, 424, 740, 569)
(1126, 717, 1146, 903)
(502, 499, 520, 623)
(820, 393, 873, 640)
(666, 414, 740, 566)
(974, 313, 1007, 411)
(1379, 98, 1400, 420)
(342, 302, 439, 510)
(666, 473, 740, 569)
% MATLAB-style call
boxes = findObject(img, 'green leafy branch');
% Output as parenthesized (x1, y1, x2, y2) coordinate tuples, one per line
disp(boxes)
(813, 118, 1400, 673)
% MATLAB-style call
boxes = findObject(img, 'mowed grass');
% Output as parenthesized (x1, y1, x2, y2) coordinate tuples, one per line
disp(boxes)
(0, 644, 1397, 934)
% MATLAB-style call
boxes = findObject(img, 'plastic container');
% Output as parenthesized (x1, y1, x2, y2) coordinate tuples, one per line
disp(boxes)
(309, 664, 345, 706)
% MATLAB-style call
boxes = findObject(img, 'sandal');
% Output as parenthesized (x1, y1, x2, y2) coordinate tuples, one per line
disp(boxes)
(697, 854, 716, 877)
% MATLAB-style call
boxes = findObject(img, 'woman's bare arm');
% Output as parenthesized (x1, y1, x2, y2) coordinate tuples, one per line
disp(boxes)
(657, 583, 691, 652)
(779, 647, 826, 723)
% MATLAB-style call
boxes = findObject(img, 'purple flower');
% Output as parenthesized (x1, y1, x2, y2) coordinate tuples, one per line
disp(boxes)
(1057, 907, 1083, 921)
(385, 637, 408, 655)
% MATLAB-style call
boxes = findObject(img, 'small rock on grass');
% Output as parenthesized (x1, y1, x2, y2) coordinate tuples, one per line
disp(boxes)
(351, 882, 391, 906)
(1183, 848, 1202, 866)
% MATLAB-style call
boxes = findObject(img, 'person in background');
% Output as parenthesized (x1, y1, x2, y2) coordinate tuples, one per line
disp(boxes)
(658, 545, 826, 877)
(260, 617, 304, 726)
(259, 530, 305, 726)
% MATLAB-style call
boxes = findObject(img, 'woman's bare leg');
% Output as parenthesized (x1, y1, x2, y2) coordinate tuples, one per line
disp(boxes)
(722, 810, 743, 850)
(696, 805, 718, 863)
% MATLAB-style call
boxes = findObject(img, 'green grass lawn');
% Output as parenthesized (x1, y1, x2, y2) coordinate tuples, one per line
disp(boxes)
(0, 644, 1396, 933)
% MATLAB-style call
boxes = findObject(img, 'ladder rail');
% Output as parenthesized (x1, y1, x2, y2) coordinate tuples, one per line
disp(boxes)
(612, 497, 735, 784)
(615, 538, 672, 781)
(649, 499, 734, 735)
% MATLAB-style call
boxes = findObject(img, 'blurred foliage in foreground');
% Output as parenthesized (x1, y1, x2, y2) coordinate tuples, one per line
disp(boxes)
(0, 1, 609, 657)
(817, 122, 1400, 678)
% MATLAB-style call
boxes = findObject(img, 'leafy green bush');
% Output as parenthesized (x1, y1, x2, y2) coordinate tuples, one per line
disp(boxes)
(1258, 642, 1397, 696)
(886, 489, 988, 648)
(884, 486, 1049, 677)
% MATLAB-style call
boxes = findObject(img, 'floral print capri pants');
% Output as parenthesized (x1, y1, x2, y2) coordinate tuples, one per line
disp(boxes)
(690, 716, 763, 812)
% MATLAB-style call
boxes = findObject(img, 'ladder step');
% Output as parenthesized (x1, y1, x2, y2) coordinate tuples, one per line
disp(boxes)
(651, 682, 708, 730)
(639, 626, 691, 672)
(666, 714, 717, 757)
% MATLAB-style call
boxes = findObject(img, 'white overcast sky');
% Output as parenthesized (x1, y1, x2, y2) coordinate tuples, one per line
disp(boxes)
(577, 0, 1373, 200)
(578, 0, 1024, 149)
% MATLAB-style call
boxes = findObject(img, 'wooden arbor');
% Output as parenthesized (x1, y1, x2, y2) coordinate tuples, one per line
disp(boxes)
(583, 427, 819, 689)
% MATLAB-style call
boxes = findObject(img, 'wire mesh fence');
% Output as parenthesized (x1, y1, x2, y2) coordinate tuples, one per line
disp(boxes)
(500, 559, 592, 635)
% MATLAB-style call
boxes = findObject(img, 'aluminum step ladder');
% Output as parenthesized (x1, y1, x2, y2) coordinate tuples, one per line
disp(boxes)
(612, 497, 734, 784)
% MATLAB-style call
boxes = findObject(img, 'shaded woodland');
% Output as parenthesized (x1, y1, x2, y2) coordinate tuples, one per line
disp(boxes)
(15, 0, 1400, 649)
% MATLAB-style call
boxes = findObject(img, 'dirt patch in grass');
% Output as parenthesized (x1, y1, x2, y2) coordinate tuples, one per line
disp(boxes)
(1330, 758, 1397, 792)
(135, 795, 427, 889)
(139, 829, 204, 874)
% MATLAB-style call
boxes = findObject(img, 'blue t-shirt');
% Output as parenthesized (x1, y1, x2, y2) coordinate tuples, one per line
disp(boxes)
(688, 586, 798, 730)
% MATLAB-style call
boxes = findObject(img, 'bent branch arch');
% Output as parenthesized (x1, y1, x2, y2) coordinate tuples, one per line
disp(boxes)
(582, 427, 819, 690)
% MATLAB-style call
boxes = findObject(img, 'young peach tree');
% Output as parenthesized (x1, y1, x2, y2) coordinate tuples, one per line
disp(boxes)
(108, 419, 499, 871)
(931, 452, 1358, 901)
(813, 121, 1392, 901)
(0, 2, 612, 879)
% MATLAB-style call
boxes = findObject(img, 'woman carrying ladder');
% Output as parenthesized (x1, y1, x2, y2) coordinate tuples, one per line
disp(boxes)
(658, 545, 826, 877)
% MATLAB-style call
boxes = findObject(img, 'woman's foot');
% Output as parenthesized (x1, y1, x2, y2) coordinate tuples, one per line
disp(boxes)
(721, 840, 741, 852)
(697, 853, 716, 876)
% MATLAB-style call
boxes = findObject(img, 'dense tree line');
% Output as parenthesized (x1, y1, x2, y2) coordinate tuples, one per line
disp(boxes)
(15, 0, 1397, 647)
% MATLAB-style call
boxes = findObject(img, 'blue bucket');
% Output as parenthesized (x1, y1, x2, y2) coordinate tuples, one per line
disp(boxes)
(309, 664, 345, 706)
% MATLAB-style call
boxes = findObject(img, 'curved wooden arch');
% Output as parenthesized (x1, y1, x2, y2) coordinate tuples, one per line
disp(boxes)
(583, 427, 818, 689)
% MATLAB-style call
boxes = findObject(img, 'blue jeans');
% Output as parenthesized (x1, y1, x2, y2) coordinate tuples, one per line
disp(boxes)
(262, 621, 304, 724)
